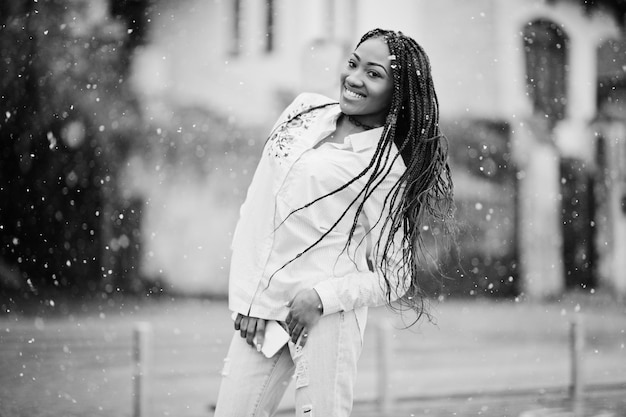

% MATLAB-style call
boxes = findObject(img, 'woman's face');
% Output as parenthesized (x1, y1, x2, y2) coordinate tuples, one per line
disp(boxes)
(339, 37, 394, 126)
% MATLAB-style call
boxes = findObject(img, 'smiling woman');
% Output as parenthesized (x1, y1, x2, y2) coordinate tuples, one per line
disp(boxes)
(213, 28, 457, 417)
(339, 37, 394, 128)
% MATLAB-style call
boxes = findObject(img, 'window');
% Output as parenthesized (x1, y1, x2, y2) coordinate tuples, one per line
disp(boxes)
(265, 0, 275, 53)
(523, 19, 569, 123)
(229, 0, 275, 56)
(230, 0, 242, 56)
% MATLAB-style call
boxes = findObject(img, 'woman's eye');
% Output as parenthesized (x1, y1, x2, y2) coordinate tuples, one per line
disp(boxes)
(347, 59, 356, 68)
(367, 70, 381, 78)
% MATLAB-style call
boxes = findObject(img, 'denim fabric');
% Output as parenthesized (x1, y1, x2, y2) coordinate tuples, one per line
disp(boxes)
(214, 311, 363, 417)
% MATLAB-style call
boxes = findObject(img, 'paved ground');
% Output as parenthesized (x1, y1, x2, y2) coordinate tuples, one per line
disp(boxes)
(0, 294, 625, 417)
(349, 386, 626, 417)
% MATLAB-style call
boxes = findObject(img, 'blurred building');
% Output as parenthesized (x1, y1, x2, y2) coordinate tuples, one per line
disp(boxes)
(127, 0, 626, 298)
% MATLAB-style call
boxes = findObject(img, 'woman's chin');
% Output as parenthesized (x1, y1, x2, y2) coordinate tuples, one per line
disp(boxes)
(338, 101, 359, 116)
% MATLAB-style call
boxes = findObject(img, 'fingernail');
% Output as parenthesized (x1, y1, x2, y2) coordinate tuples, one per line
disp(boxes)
(256, 343, 262, 352)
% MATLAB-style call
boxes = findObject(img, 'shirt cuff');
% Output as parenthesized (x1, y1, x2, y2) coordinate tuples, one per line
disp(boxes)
(313, 281, 343, 316)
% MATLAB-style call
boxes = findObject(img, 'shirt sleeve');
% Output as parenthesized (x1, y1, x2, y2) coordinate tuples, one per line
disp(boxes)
(231, 92, 322, 250)
(312, 158, 409, 315)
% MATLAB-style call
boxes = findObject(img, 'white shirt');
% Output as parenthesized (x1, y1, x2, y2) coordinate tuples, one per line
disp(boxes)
(228, 93, 407, 332)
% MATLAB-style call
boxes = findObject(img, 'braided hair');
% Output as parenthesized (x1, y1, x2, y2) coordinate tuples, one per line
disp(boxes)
(360, 29, 457, 319)
(274, 29, 456, 321)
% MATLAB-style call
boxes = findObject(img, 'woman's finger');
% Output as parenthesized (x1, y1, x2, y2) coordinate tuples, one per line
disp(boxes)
(298, 330, 309, 348)
(245, 318, 257, 346)
(290, 323, 303, 343)
(255, 319, 266, 351)
(287, 317, 298, 334)
(234, 313, 243, 331)
(239, 316, 249, 339)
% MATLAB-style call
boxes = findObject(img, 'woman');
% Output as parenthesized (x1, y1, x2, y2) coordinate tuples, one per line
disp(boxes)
(214, 28, 456, 416)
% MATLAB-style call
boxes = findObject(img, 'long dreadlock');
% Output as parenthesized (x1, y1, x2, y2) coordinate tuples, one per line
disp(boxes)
(271, 29, 456, 321)
(363, 29, 457, 320)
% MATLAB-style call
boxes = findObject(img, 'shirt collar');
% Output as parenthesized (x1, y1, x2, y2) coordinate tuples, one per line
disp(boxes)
(327, 105, 384, 152)
(347, 126, 384, 152)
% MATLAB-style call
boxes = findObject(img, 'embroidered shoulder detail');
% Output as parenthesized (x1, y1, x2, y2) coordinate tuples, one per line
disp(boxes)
(266, 100, 331, 162)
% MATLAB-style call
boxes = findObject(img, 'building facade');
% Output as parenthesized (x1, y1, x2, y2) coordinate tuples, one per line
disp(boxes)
(128, 0, 626, 297)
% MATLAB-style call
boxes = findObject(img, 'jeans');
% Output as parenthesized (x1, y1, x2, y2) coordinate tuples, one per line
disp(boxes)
(213, 310, 363, 417)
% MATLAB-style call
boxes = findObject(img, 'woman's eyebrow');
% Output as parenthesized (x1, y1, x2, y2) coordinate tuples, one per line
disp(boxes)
(352, 52, 389, 75)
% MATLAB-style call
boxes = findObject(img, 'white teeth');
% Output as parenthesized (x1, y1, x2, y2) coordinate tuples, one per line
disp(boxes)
(344, 88, 364, 99)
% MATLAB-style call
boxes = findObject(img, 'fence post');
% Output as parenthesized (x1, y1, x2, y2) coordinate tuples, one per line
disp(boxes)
(376, 318, 393, 415)
(569, 314, 584, 411)
(133, 322, 152, 417)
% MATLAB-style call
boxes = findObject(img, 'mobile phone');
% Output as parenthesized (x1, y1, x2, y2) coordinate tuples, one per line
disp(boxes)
(231, 313, 290, 358)
(254, 320, 290, 358)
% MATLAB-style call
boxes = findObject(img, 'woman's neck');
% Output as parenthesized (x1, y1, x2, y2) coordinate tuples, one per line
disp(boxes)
(345, 114, 382, 130)
(314, 113, 367, 148)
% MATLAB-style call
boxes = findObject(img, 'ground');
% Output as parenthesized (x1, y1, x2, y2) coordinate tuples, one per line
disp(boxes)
(0, 293, 625, 417)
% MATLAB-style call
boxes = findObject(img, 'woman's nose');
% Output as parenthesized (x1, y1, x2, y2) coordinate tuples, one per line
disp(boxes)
(345, 72, 364, 88)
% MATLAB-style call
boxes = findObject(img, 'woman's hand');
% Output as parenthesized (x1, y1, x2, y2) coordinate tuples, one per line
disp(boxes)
(234, 313, 267, 351)
(285, 289, 323, 348)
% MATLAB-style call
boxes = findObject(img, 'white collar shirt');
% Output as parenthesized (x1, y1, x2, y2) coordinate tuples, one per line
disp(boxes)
(228, 93, 407, 331)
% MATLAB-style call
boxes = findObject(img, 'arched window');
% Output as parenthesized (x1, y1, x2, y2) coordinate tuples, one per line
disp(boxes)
(522, 19, 569, 123)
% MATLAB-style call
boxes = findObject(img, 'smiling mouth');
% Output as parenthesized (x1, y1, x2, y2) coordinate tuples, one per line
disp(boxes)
(344, 87, 365, 100)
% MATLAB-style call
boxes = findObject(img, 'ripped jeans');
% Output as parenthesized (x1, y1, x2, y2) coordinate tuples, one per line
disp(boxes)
(213, 310, 363, 417)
